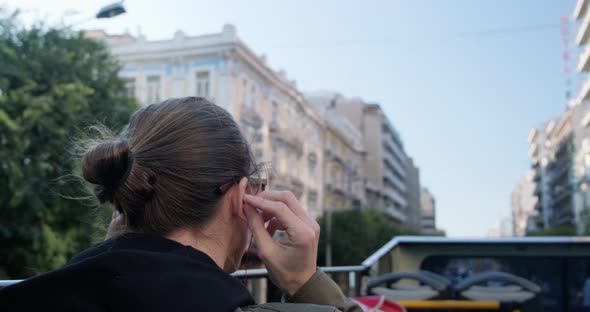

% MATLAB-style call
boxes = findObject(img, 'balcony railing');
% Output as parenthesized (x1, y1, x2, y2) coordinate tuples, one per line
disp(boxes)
(383, 185, 407, 208)
(382, 165, 406, 194)
(579, 77, 590, 103)
(386, 206, 407, 223)
(579, 45, 590, 73)
(549, 188, 572, 207)
(324, 148, 344, 166)
(270, 129, 303, 156)
(382, 150, 406, 181)
(577, 12, 590, 46)
(240, 104, 263, 129)
(383, 135, 407, 175)
(271, 173, 304, 198)
(575, 0, 589, 20)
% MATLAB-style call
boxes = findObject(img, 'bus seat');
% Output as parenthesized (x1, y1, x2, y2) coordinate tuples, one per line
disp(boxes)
(372, 286, 439, 301)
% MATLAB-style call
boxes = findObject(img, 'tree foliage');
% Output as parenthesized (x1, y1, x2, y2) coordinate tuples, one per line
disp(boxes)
(0, 9, 137, 278)
(317, 209, 420, 266)
(526, 225, 578, 237)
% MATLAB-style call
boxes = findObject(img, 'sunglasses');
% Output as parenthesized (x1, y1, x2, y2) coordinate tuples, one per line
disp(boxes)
(216, 177, 267, 195)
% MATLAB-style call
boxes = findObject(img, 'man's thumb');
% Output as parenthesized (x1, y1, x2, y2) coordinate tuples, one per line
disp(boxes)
(244, 204, 273, 249)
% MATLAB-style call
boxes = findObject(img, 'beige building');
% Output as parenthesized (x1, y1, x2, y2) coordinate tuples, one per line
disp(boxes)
(86, 25, 325, 219)
(510, 171, 538, 236)
(323, 95, 409, 224)
(420, 188, 436, 234)
(306, 92, 366, 211)
(575, 0, 590, 106)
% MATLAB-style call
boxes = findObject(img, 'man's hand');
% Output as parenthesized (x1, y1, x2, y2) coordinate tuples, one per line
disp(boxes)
(244, 191, 320, 296)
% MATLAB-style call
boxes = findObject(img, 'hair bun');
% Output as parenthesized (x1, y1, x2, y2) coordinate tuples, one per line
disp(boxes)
(82, 139, 132, 203)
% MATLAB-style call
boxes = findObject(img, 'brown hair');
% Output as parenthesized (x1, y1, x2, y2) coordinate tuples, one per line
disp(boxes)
(81, 97, 257, 234)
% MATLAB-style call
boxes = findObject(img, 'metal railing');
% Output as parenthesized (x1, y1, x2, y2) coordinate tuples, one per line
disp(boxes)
(232, 236, 405, 298)
(0, 238, 399, 296)
(5, 236, 590, 299)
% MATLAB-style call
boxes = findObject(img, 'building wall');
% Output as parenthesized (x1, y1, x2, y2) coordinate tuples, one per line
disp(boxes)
(305, 93, 366, 212)
(545, 111, 575, 228)
(420, 188, 436, 234)
(511, 173, 538, 237)
(330, 97, 409, 224)
(92, 25, 325, 218)
(405, 157, 422, 231)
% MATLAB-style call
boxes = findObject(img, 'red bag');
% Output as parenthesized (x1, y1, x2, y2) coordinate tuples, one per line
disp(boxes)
(352, 296, 406, 312)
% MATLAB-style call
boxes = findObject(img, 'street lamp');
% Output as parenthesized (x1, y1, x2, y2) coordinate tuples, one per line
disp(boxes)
(96, 1, 126, 19)
(69, 1, 126, 27)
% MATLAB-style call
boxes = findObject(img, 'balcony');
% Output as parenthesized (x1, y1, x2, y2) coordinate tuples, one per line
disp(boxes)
(532, 168, 541, 183)
(383, 185, 407, 208)
(579, 45, 590, 73)
(386, 206, 407, 223)
(383, 166, 407, 194)
(578, 77, 590, 102)
(383, 135, 407, 171)
(271, 173, 304, 198)
(325, 182, 346, 201)
(290, 175, 304, 198)
(534, 181, 542, 197)
(240, 104, 263, 129)
(575, 0, 589, 20)
(577, 13, 590, 46)
(550, 188, 572, 207)
(550, 207, 575, 227)
(534, 200, 543, 213)
(268, 120, 279, 132)
(324, 149, 344, 166)
(528, 142, 539, 157)
(582, 110, 590, 128)
(270, 128, 303, 156)
(547, 157, 571, 183)
(382, 150, 406, 180)
(528, 128, 538, 144)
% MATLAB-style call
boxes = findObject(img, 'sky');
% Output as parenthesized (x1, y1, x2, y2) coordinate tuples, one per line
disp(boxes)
(3, 0, 579, 236)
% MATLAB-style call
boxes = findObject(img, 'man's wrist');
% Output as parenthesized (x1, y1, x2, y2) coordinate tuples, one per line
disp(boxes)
(285, 269, 317, 296)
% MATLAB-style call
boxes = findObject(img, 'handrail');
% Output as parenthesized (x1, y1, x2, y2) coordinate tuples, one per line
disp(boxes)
(4, 236, 590, 285)
(233, 265, 366, 277)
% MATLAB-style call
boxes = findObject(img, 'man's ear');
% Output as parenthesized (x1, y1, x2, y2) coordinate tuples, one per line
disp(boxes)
(232, 177, 249, 218)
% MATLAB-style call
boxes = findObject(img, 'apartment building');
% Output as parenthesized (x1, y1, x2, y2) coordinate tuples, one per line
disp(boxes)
(306, 92, 366, 211)
(86, 25, 325, 218)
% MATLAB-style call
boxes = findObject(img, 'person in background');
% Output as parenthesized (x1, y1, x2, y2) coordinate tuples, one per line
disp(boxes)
(0, 97, 361, 312)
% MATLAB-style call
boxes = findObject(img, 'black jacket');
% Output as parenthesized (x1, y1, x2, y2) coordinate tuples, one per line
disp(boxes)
(0, 233, 255, 312)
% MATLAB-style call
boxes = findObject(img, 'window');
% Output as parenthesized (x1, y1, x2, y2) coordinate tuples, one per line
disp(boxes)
(124, 78, 136, 98)
(255, 148, 263, 158)
(146, 76, 161, 104)
(308, 153, 317, 171)
(242, 79, 248, 106)
(272, 101, 279, 123)
(171, 79, 184, 98)
(308, 191, 318, 208)
(280, 156, 287, 175)
(255, 132, 263, 143)
(196, 71, 210, 98)
(272, 151, 279, 171)
(251, 85, 256, 107)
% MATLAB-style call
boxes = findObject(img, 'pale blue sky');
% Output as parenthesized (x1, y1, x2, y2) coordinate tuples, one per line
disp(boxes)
(7, 0, 579, 236)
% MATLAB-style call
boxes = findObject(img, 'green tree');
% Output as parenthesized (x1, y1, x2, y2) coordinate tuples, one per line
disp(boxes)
(527, 225, 578, 236)
(0, 9, 137, 278)
(317, 209, 420, 266)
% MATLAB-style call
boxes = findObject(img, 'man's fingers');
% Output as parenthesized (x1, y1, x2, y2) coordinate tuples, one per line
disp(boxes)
(244, 204, 274, 255)
(244, 194, 304, 236)
(256, 191, 320, 239)
(256, 191, 306, 219)
(266, 217, 286, 238)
